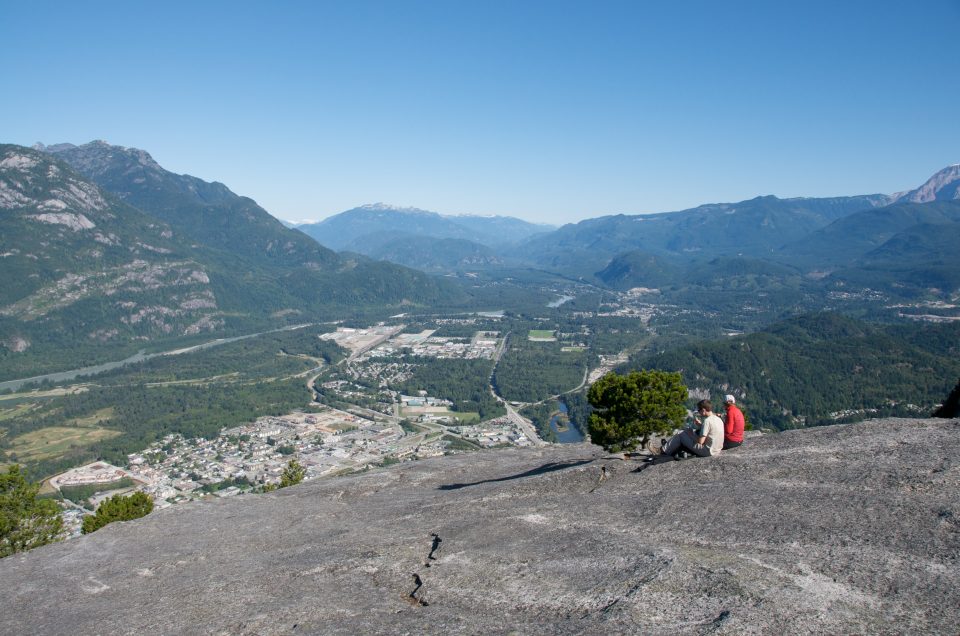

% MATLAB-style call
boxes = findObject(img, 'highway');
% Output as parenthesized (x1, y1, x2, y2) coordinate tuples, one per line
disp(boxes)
(488, 331, 545, 446)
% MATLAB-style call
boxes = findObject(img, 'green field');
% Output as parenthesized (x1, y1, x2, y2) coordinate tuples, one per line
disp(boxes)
(68, 407, 116, 427)
(401, 404, 480, 425)
(8, 425, 121, 463)
(0, 402, 40, 422)
(528, 330, 556, 340)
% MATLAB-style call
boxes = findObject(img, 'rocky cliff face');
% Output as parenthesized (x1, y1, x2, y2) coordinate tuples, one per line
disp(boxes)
(893, 164, 960, 203)
(0, 145, 223, 344)
(1, 417, 958, 635)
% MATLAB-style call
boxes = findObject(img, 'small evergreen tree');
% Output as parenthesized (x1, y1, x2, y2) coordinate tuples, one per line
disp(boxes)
(82, 491, 153, 534)
(279, 459, 306, 488)
(587, 370, 688, 452)
(0, 465, 63, 557)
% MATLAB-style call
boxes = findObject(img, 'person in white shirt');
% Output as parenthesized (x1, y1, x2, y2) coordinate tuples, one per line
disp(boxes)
(659, 399, 724, 459)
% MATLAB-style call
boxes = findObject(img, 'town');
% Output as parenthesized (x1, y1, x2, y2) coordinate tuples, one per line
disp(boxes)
(48, 402, 534, 538)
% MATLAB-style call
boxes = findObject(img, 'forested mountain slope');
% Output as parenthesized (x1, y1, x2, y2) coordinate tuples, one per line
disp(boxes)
(777, 199, 960, 269)
(341, 231, 503, 271)
(43, 141, 338, 269)
(638, 313, 960, 429)
(828, 222, 960, 294)
(297, 204, 551, 254)
(510, 194, 888, 277)
(1, 144, 463, 379)
(41, 143, 464, 308)
(0, 145, 230, 375)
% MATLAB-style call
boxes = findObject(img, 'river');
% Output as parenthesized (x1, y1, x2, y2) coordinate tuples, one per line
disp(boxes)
(0, 324, 314, 393)
(549, 401, 585, 443)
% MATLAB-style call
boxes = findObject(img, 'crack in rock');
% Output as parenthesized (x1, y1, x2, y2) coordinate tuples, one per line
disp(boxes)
(407, 534, 444, 606)
(589, 465, 610, 492)
(407, 573, 429, 607)
(426, 533, 442, 566)
(700, 609, 731, 634)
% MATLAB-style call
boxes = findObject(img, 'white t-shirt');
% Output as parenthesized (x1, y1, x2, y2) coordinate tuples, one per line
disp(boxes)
(701, 413, 724, 455)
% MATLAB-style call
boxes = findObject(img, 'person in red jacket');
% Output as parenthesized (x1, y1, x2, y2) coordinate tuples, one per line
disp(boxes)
(723, 394, 745, 450)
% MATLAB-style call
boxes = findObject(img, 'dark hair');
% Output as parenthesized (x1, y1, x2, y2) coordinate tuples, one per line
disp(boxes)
(697, 399, 712, 412)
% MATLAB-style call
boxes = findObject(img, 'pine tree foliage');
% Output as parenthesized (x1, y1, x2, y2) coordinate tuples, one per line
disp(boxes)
(0, 465, 63, 557)
(279, 459, 306, 488)
(81, 491, 153, 534)
(587, 370, 688, 452)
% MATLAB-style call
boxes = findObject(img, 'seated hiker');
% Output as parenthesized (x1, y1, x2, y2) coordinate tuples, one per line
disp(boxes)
(658, 399, 724, 459)
(723, 394, 745, 450)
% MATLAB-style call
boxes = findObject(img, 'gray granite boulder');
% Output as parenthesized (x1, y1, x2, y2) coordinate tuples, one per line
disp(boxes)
(1, 417, 958, 635)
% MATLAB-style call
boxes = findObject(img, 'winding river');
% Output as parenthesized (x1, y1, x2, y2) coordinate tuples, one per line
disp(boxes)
(549, 401, 585, 443)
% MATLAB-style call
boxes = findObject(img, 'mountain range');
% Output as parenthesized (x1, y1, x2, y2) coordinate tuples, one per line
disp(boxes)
(3, 139, 958, 378)
(295, 204, 553, 271)
(517, 165, 960, 292)
(292, 165, 960, 293)
(0, 142, 463, 379)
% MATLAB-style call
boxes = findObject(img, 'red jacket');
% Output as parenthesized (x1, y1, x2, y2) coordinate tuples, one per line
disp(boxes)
(724, 404, 745, 443)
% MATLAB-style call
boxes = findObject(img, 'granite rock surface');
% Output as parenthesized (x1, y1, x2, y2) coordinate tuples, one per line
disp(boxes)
(2, 417, 958, 635)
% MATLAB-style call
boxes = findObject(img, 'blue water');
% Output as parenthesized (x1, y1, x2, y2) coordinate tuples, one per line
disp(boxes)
(549, 402, 585, 443)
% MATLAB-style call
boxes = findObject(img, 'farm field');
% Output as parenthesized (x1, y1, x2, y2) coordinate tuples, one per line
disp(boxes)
(0, 402, 38, 422)
(8, 425, 121, 464)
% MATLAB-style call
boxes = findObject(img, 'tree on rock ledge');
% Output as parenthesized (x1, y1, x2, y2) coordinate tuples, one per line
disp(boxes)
(587, 370, 688, 453)
(0, 465, 63, 557)
(279, 459, 306, 488)
(82, 491, 153, 534)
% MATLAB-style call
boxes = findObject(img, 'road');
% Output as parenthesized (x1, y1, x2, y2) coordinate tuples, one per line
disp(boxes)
(0, 322, 319, 393)
(346, 325, 406, 362)
(488, 331, 545, 446)
(502, 401, 546, 447)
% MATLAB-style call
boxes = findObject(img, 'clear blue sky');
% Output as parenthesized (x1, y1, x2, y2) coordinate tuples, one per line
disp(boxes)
(3, 1, 958, 225)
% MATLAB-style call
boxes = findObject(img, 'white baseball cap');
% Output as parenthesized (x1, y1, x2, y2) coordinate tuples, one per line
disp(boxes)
(724, 394, 736, 404)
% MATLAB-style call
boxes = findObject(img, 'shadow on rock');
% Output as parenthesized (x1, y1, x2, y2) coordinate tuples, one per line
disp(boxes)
(437, 459, 595, 490)
(631, 455, 683, 473)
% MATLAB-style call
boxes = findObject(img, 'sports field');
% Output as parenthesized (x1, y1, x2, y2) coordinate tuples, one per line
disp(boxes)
(527, 330, 556, 341)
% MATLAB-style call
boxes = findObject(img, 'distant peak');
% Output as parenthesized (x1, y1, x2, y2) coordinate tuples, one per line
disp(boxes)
(358, 203, 432, 213)
(32, 142, 76, 153)
(893, 163, 960, 204)
(40, 140, 164, 173)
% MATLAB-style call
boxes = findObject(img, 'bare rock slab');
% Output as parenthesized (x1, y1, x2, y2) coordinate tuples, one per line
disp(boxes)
(1, 417, 958, 634)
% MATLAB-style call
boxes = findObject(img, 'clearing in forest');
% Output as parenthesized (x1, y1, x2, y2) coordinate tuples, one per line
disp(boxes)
(527, 329, 556, 341)
(8, 424, 121, 463)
